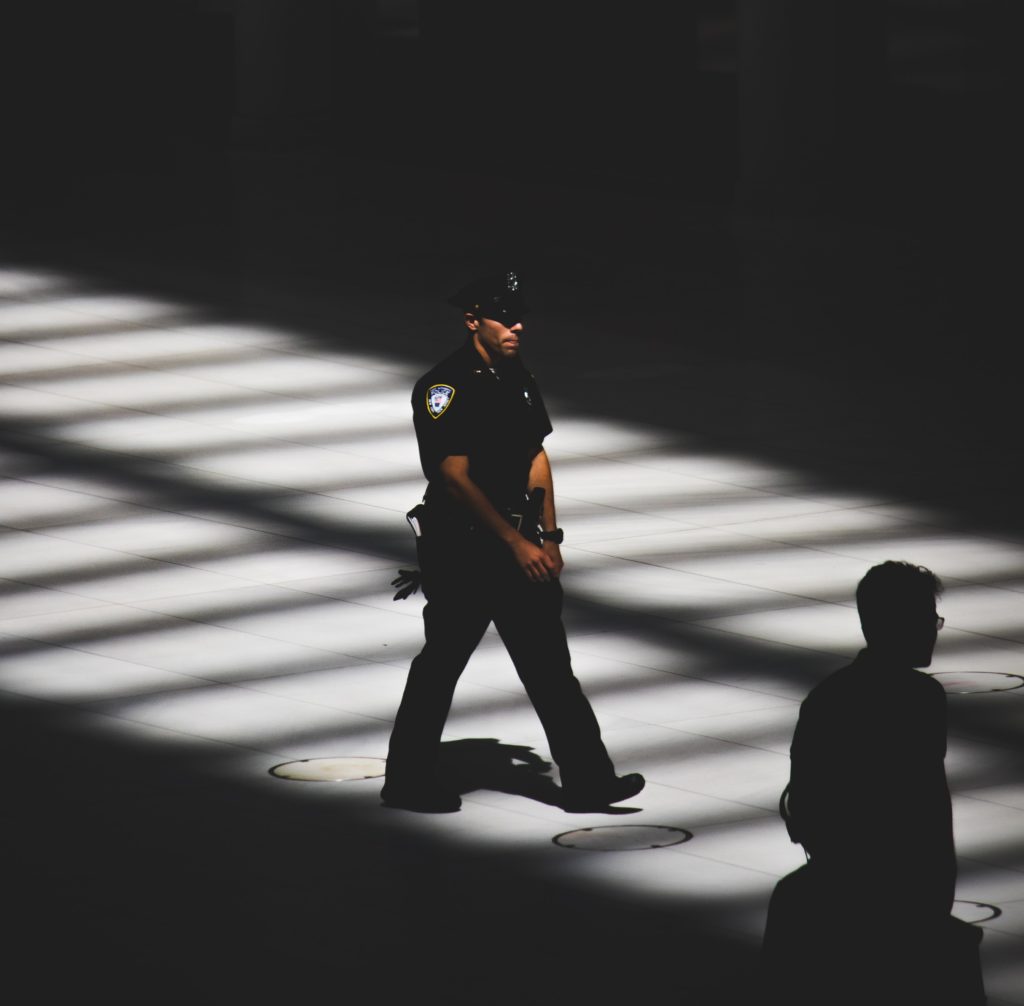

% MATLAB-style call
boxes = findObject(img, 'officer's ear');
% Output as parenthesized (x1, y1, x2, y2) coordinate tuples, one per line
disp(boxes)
(463, 312, 480, 333)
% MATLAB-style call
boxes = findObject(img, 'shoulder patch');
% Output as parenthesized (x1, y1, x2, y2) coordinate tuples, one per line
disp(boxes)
(426, 384, 455, 418)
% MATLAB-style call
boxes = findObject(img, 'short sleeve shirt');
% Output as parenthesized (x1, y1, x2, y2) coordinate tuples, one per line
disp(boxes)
(412, 339, 552, 512)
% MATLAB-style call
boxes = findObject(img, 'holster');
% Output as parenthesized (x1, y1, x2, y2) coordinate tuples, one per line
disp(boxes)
(512, 486, 545, 546)
(405, 502, 427, 539)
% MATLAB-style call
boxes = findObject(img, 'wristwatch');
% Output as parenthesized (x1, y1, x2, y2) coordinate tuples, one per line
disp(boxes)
(539, 528, 564, 544)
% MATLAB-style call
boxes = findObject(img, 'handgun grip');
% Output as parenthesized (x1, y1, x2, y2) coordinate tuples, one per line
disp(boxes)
(525, 486, 546, 545)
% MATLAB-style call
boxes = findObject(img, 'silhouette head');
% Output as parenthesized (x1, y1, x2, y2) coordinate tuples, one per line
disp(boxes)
(856, 560, 943, 667)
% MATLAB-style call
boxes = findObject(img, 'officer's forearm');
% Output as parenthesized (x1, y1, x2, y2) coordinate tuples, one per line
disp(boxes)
(528, 448, 558, 531)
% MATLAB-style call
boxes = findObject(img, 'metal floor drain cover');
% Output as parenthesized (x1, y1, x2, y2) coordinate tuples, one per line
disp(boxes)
(930, 672, 1024, 694)
(270, 757, 386, 781)
(952, 900, 1001, 924)
(553, 825, 692, 851)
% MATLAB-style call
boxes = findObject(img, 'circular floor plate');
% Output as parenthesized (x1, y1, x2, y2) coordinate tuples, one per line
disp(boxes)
(952, 900, 1001, 924)
(930, 672, 1024, 694)
(269, 757, 386, 782)
(553, 824, 692, 851)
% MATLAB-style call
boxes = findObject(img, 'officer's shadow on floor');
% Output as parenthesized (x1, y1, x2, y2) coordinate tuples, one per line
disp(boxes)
(437, 738, 641, 814)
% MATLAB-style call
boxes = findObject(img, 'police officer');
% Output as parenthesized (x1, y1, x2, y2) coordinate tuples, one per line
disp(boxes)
(382, 272, 645, 813)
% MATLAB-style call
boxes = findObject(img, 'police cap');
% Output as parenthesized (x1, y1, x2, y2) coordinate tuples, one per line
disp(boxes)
(447, 271, 527, 325)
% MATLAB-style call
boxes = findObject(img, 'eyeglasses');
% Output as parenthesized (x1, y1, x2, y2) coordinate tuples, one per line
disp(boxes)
(936, 616, 945, 630)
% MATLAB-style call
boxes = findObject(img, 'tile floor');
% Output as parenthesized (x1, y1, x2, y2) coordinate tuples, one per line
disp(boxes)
(2, 223, 1022, 1005)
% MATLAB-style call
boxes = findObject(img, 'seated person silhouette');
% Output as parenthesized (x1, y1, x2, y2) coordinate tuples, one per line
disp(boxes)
(762, 561, 985, 1005)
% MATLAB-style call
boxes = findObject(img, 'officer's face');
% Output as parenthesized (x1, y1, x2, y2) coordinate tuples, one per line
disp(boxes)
(467, 313, 523, 363)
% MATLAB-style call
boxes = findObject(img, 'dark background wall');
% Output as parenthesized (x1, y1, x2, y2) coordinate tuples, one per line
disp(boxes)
(3, 1, 1018, 212)
(1, 0, 1020, 499)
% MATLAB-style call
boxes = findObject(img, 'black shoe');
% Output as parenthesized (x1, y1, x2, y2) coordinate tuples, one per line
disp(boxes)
(380, 782, 462, 813)
(561, 772, 645, 812)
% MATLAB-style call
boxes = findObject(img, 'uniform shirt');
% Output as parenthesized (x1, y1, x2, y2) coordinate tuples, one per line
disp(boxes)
(412, 338, 552, 518)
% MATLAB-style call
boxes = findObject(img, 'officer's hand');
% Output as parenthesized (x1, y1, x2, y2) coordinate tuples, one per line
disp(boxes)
(510, 537, 557, 583)
(542, 541, 564, 578)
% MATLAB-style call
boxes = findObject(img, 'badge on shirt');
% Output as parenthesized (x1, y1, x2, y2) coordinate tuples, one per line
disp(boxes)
(426, 384, 455, 418)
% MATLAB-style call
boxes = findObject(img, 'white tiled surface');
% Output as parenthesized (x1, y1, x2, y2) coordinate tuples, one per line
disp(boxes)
(2, 264, 1022, 1003)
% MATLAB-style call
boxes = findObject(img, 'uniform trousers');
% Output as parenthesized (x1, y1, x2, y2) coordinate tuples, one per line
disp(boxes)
(385, 526, 615, 790)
